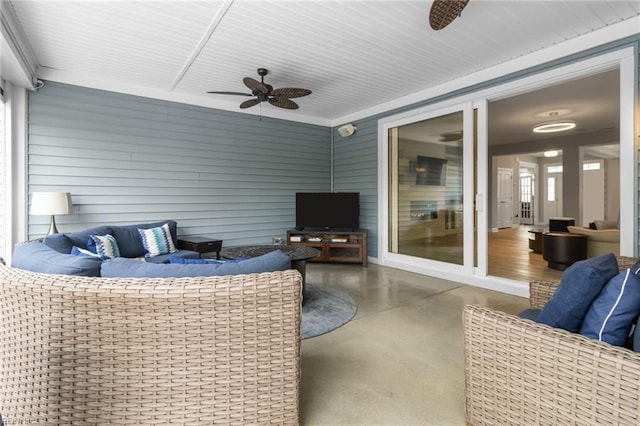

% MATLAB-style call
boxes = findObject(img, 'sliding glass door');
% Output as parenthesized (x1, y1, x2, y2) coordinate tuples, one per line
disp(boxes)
(381, 101, 479, 276)
(388, 111, 464, 264)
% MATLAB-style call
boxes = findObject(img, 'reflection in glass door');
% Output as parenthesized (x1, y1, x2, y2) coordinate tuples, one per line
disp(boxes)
(388, 111, 464, 264)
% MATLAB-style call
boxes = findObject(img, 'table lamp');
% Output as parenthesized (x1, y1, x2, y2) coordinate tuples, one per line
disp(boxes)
(30, 192, 72, 234)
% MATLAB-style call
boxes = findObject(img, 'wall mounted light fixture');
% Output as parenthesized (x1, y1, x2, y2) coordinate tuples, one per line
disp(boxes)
(337, 123, 357, 137)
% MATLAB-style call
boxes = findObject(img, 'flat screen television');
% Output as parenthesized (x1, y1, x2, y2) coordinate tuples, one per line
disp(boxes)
(295, 192, 360, 231)
(416, 155, 447, 186)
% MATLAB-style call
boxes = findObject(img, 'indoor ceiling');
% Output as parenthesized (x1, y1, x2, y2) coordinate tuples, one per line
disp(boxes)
(4, 0, 640, 138)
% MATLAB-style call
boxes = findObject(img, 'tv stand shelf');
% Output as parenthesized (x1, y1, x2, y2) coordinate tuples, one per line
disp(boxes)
(287, 229, 367, 266)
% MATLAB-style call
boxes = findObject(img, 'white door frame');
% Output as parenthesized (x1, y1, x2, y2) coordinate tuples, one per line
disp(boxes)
(377, 46, 636, 297)
(496, 167, 513, 229)
(543, 163, 563, 222)
(377, 101, 477, 280)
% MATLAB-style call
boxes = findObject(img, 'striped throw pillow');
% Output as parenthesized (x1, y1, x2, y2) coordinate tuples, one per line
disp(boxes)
(138, 223, 177, 258)
(89, 234, 121, 259)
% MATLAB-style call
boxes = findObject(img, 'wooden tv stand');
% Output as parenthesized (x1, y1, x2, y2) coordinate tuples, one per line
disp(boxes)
(286, 229, 367, 266)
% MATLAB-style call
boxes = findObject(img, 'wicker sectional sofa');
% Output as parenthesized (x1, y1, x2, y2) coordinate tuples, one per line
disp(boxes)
(463, 256, 640, 425)
(0, 262, 302, 425)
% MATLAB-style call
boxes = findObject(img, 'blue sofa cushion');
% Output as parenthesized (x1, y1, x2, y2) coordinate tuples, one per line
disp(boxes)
(12, 242, 102, 276)
(145, 250, 200, 264)
(580, 269, 640, 346)
(111, 220, 178, 258)
(43, 225, 112, 253)
(101, 250, 291, 278)
(517, 308, 541, 321)
(169, 256, 244, 265)
(536, 253, 619, 332)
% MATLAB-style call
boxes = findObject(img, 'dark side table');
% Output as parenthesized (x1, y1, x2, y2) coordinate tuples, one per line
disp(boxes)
(527, 227, 546, 253)
(542, 232, 587, 271)
(177, 236, 223, 259)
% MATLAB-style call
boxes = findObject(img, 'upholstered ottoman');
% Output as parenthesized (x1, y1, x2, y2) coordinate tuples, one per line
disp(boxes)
(543, 232, 588, 270)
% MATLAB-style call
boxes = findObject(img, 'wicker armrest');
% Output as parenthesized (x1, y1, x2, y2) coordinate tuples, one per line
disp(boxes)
(617, 255, 638, 270)
(529, 279, 559, 309)
(463, 304, 640, 425)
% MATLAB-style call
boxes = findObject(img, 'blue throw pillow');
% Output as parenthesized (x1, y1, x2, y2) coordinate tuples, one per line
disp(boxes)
(43, 225, 113, 253)
(111, 220, 178, 258)
(169, 256, 244, 265)
(580, 269, 640, 346)
(536, 253, 619, 332)
(138, 223, 177, 258)
(87, 235, 121, 259)
(71, 246, 103, 259)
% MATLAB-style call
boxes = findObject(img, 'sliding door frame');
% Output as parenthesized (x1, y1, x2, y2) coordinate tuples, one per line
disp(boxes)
(377, 46, 636, 297)
(378, 101, 479, 279)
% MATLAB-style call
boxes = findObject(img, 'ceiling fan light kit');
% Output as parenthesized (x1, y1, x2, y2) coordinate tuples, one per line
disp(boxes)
(208, 68, 311, 110)
(532, 120, 576, 133)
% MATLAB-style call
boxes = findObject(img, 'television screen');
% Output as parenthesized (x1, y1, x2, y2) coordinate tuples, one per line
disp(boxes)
(295, 192, 360, 230)
(416, 156, 447, 186)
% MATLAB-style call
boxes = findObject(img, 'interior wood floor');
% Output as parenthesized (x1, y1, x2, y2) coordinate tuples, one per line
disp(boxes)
(488, 225, 563, 283)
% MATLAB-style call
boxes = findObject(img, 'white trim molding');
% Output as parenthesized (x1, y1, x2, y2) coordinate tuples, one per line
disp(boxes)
(1, 1, 38, 88)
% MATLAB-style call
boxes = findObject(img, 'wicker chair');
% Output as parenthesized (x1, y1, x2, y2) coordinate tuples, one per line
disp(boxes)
(0, 264, 302, 425)
(464, 256, 640, 426)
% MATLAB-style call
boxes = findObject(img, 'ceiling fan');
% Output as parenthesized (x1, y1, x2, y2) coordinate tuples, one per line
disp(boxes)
(207, 68, 311, 110)
(429, 0, 470, 30)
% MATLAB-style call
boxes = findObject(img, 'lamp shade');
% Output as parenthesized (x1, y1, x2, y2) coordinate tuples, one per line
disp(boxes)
(30, 192, 72, 215)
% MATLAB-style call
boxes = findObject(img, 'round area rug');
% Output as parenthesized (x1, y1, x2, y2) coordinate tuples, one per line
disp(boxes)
(302, 284, 357, 339)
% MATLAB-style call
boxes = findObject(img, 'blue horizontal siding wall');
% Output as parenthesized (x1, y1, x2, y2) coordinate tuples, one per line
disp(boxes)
(333, 120, 378, 259)
(28, 82, 330, 246)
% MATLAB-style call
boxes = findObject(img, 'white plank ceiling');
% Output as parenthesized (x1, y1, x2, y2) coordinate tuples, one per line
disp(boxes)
(5, 0, 640, 140)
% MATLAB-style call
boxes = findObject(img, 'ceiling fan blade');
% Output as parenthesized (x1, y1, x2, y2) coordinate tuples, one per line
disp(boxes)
(240, 98, 262, 109)
(207, 91, 253, 96)
(268, 98, 299, 110)
(243, 77, 269, 94)
(271, 88, 312, 99)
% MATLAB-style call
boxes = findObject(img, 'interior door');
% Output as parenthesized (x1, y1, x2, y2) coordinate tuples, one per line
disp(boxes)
(543, 164, 563, 221)
(496, 167, 512, 229)
(519, 174, 534, 225)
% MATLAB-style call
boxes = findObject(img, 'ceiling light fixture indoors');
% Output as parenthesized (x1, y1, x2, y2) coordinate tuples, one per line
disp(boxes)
(533, 121, 576, 133)
(544, 150, 559, 158)
(533, 111, 576, 133)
